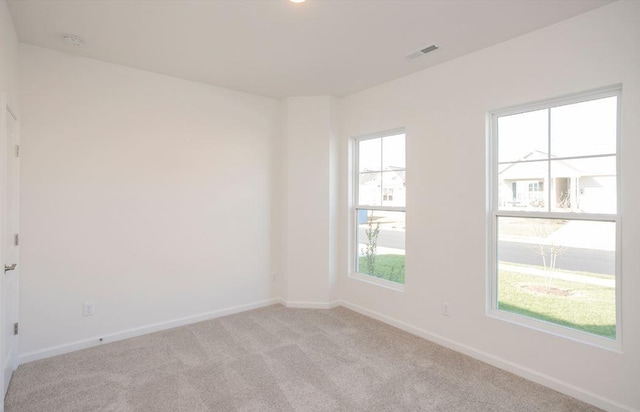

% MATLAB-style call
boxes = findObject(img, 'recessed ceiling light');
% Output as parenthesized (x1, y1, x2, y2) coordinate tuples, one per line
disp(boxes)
(62, 34, 85, 47)
(289, 0, 306, 3)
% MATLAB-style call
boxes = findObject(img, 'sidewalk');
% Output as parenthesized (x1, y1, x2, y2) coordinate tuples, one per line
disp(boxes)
(501, 220, 615, 251)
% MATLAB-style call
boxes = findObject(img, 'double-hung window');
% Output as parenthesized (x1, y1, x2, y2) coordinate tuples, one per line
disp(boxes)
(353, 130, 406, 287)
(489, 87, 620, 346)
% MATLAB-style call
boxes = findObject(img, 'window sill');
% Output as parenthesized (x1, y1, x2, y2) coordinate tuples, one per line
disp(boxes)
(349, 272, 405, 292)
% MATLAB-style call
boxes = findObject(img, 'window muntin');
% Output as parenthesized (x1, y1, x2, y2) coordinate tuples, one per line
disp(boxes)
(354, 131, 406, 286)
(490, 90, 620, 344)
(497, 96, 617, 215)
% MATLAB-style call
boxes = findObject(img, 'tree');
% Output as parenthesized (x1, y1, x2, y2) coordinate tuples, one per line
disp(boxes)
(361, 218, 380, 276)
(530, 219, 567, 290)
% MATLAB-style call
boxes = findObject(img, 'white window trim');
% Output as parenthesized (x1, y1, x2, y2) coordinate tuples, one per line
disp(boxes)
(486, 85, 622, 351)
(350, 128, 406, 291)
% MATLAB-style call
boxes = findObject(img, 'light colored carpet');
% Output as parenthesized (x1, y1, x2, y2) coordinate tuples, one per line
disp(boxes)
(5, 305, 601, 411)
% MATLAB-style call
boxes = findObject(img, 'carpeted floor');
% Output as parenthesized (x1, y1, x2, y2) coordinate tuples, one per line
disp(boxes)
(5, 305, 601, 411)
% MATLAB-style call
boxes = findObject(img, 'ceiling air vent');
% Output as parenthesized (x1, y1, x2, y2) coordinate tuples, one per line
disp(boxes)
(62, 34, 85, 47)
(407, 45, 439, 60)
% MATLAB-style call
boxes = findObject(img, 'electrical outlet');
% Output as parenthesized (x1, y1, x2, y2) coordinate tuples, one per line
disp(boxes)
(83, 302, 95, 317)
(441, 302, 450, 317)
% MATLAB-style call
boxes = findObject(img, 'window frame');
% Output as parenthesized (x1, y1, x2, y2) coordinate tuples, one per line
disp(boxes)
(487, 86, 622, 351)
(351, 128, 406, 291)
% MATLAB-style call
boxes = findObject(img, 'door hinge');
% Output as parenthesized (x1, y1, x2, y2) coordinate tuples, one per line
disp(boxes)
(14, 233, 19, 246)
(13, 323, 18, 336)
(15, 144, 19, 157)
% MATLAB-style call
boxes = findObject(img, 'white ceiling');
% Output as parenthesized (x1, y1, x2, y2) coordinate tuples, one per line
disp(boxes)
(7, 0, 613, 98)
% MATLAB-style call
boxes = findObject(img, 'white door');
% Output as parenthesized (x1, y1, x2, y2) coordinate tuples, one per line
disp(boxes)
(1, 97, 19, 399)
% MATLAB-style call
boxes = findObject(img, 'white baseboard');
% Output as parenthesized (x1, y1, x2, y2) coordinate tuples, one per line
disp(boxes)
(19, 298, 281, 365)
(283, 300, 340, 309)
(339, 300, 635, 412)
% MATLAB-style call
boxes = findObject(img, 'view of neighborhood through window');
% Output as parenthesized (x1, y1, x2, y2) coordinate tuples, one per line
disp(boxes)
(355, 132, 406, 285)
(492, 91, 619, 340)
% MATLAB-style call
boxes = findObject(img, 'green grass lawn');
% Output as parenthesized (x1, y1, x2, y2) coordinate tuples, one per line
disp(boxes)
(498, 271, 615, 338)
(356, 255, 614, 338)
(357, 255, 405, 284)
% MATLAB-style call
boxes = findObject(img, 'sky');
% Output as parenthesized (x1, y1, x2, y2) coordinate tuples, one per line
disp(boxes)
(358, 133, 405, 172)
(498, 96, 617, 163)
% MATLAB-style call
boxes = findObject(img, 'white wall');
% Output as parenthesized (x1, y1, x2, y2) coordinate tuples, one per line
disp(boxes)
(339, 1, 639, 410)
(282, 96, 339, 306)
(18, 45, 281, 357)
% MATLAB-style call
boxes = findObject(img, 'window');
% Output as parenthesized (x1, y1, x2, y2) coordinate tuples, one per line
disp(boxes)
(489, 88, 620, 346)
(353, 130, 406, 287)
(528, 182, 542, 192)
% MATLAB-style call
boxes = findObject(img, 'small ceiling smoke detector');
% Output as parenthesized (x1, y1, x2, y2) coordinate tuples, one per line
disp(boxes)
(62, 34, 85, 47)
(407, 45, 439, 60)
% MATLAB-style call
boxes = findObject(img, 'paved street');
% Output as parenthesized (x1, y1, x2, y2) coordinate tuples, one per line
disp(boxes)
(498, 241, 614, 275)
(359, 226, 615, 276)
